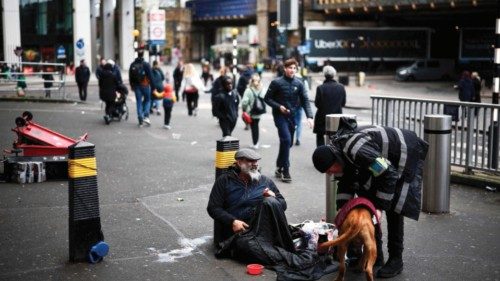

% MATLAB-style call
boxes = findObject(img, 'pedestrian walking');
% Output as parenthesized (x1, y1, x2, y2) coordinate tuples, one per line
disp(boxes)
(313, 65, 346, 147)
(213, 76, 240, 137)
(42, 65, 54, 98)
(201, 63, 214, 90)
(173, 60, 184, 102)
(107, 59, 123, 85)
(162, 83, 176, 129)
(241, 74, 266, 149)
(95, 58, 106, 80)
(455, 71, 475, 118)
(179, 63, 204, 116)
(264, 58, 313, 183)
(128, 49, 154, 127)
(211, 66, 229, 117)
(150, 60, 165, 116)
(75, 59, 90, 101)
(98, 63, 119, 124)
(471, 71, 482, 103)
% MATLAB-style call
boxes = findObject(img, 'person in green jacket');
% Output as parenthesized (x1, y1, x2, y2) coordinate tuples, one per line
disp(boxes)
(241, 74, 266, 149)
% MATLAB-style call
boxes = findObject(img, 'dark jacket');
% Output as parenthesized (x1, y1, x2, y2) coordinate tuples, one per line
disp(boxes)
(128, 58, 153, 88)
(98, 68, 118, 102)
(213, 89, 240, 124)
(173, 65, 184, 90)
(207, 165, 286, 243)
(458, 77, 474, 102)
(42, 73, 54, 88)
(313, 78, 346, 134)
(151, 68, 165, 92)
(111, 65, 123, 85)
(75, 65, 90, 84)
(333, 125, 428, 220)
(472, 77, 481, 103)
(264, 75, 313, 119)
(236, 69, 253, 97)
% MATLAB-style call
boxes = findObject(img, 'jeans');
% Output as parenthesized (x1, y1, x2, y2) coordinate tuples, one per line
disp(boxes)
(163, 101, 173, 125)
(250, 118, 260, 145)
(133, 85, 151, 123)
(273, 114, 295, 170)
(294, 109, 303, 143)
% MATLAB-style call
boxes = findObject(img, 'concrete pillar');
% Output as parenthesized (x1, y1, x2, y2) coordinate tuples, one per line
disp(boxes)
(118, 0, 135, 70)
(90, 0, 98, 71)
(256, 0, 269, 58)
(102, 0, 115, 61)
(73, 0, 92, 71)
(2, 0, 21, 64)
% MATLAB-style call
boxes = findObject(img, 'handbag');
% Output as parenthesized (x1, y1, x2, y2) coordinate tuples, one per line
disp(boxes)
(250, 89, 266, 115)
(242, 111, 252, 124)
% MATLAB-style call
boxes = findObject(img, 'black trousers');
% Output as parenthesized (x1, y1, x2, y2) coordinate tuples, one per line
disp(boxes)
(104, 101, 115, 117)
(219, 118, 236, 137)
(185, 92, 199, 115)
(77, 82, 88, 101)
(385, 210, 404, 258)
(316, 133, 325, 147)
(163, 105, 173, 125)
(250, 118, 260, 145)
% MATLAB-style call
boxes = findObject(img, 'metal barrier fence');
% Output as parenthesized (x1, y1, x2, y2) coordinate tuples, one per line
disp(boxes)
(371, 95, 500, 173)
(0, 61, 66, 99)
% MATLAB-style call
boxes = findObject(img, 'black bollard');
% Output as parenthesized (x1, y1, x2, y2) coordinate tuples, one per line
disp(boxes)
(68, 141, 107, 263)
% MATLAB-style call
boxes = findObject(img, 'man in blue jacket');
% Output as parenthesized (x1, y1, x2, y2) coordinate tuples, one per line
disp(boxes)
(265, 58, 313, 182)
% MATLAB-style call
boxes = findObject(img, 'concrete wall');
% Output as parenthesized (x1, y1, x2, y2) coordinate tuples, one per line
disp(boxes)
(2, 0, 21, 64)
(73, 0, 92, 71)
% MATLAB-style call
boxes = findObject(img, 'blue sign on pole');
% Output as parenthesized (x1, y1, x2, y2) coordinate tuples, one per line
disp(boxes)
(76, 39, 85, 50)
(57, 45, 66, 59)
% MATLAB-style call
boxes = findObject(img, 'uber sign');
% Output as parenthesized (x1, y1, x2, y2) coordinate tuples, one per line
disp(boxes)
(306, 28, 429, 60)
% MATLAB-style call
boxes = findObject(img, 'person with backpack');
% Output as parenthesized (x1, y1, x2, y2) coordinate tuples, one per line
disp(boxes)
(241, 74, 266, 149)
(129, 49, 154, 127)
(213, 76, 240, 137)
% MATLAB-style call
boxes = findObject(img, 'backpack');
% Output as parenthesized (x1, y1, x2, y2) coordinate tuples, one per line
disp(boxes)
(129, 61, 145, 84)
(250, 89, 266, 115)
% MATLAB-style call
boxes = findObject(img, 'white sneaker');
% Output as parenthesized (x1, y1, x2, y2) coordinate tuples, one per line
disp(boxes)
(193, 108, 198, 116)
(143, 117, 151, 126)
(163, 125, 171, 130)
(252, 143, 260, 150)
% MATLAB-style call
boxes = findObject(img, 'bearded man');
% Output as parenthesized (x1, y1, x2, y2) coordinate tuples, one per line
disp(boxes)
(207, 148, 292, 259)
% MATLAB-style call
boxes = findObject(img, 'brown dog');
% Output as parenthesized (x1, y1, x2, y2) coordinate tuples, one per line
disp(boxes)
(318, 207, 377, 281)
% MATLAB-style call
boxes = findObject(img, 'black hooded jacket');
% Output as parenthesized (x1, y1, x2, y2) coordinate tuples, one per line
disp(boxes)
(313, 78, 346, 134)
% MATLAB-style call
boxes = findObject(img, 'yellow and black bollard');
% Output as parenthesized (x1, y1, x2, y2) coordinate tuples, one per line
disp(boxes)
(215, 136, 239, 179)
(68, 141, 108, 263)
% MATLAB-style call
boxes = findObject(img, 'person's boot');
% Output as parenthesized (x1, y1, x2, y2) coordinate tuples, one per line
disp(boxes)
(376, 255, 403, 278)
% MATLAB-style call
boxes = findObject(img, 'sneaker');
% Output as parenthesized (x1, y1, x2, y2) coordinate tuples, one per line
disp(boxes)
(275, 167, 283, 178)
(193, 108, 198, 116)
(376, 257, 403, 278)
(281, 170, 292, 183)
(163, 125, 171, 130)
(252, 143, 260, 150)
(295, 140, 301, 146)
(104, 115, 111, 125)
(143, 117, 151, 126)
(156, 111, 161, 116)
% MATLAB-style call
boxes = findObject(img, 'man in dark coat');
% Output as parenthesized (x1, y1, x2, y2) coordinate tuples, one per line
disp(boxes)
(212, 76, 240, 137)
(264, 58, 313, 183)
(313, 65, 346, 147)
(173, 60, 184, 101)
(75, 59, 91, 101)
(98, 63, 118, 124)
(312, 117, 428, 278)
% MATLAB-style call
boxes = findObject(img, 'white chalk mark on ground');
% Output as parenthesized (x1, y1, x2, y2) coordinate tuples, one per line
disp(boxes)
(150, 235, 212, 263)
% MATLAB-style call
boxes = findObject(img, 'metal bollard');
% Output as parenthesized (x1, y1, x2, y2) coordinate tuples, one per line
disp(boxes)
(325, 114, 356, 222)
(215, 136, 239, 179)
(422, 115, 452, 213)
(68, 141, 107, 263)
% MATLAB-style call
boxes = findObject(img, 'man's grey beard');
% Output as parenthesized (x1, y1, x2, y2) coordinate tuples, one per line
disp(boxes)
(247, 169, 261, 182)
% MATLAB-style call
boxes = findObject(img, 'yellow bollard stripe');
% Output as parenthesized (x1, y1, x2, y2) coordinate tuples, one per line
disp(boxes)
(215, 151, 236, 168)
(68, 157, 97, 178)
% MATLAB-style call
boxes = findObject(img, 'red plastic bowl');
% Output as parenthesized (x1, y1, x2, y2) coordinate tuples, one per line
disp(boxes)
(247, 264, 264, 275)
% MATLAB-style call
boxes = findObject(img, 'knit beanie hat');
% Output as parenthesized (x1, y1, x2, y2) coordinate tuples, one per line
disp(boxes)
(312, 145, 343, 173)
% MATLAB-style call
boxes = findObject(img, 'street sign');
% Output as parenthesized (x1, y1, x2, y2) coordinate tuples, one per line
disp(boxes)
(57, 45, 66, 59)
(75, 39, 85, 57)
(148, 9, 166, 45)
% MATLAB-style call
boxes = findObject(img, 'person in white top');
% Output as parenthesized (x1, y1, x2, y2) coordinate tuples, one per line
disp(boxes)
(179, 63, 205, 116)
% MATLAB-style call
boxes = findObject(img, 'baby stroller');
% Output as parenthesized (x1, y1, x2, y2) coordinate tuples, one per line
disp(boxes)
(111, 84, 129, 121)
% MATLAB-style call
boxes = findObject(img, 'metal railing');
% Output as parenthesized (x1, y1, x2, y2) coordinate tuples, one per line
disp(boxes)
(0, 61, 66, 99)
(371, 95, 500, 173)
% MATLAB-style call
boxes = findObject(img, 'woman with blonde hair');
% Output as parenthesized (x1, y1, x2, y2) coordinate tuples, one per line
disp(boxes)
(179, 63, 205, 116)
(241, 73, 266, 149)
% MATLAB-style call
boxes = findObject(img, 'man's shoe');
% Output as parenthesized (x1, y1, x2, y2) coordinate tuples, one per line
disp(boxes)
(143, 117, 151, 126)
(281, 170, 292, 183)
(295, 140, 300, 146)
(376, 257, 403, 278)
(104, 115, 111, 125)
(275, 167, 283, 178)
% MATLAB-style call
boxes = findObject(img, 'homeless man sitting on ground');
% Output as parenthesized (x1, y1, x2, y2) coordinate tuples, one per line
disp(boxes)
(207, 148, 337, 279)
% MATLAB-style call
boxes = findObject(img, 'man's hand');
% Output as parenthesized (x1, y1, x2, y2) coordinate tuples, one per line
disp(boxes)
(376, 209, 382, 221)
(279, 105, 290, 115)
(306, 118, 314, 129)
(263, 187, 275, 197)
(232, 219, 249, 233)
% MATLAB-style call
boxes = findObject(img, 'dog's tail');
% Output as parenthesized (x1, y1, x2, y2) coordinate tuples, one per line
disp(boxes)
(317, 222, 360, 253)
